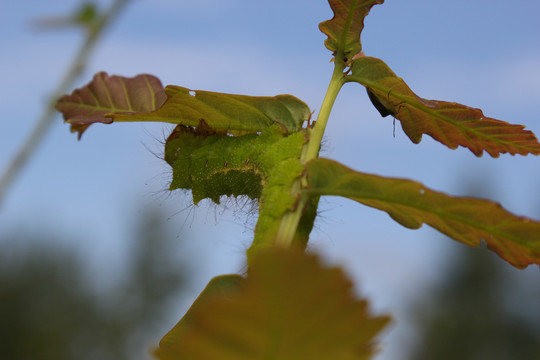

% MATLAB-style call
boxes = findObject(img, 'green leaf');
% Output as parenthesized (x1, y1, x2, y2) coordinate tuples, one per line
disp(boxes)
(305, 158, 540, 269)
(347, 56, 540, 157)
(56, 74, 310, 138)
(158, 274, 245, 351)
(319, 0, 384, 62)
(55, 72, 166, 138)
(155, 247, 390, 360)
(111, 86, 310, 134)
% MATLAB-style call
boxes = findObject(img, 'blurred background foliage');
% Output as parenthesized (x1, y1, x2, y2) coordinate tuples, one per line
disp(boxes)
(0, 207, 193, 360)
(405, 181, 540, 359)
(407, 243, 540, 360)
(1, 201, 538, 359)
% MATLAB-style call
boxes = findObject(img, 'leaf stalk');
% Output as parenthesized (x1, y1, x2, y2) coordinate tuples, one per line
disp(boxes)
(275, 57, 346, 248)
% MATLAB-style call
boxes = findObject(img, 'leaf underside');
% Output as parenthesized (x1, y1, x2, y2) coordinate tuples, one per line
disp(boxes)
(348, 57, 540, 157)
(111, 85, 310, 134)
(305, 158, 540, 269)
(55, 72, 167, 138)
(319, 0, 384, 61)
(155, 247, 390, 360)
(56, 73, 311, 138)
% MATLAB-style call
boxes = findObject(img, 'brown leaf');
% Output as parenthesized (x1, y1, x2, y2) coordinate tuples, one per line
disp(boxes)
(348, 57, 540, 157)
(305, 158, 540, 269)
(319, 0, 384, 62)
(156, 247, 390, 360)
(55, 72, 166, 138)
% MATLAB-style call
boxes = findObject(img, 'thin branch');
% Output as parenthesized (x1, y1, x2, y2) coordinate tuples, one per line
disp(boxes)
(0, 0, 131, 208)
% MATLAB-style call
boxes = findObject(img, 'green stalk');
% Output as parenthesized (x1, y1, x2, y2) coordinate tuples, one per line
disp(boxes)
(303, 60, 346, 161)
(275, 58, 346, 247)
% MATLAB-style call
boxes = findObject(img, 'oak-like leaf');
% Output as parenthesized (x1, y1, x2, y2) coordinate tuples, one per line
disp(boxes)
(155, 247, 390, 360)
(305, 158, 540, 269)
(158, 274, 245, 350)
(347, 56, 540, 157)
(55, 72, 166, 138)
(111, 86, 310, 134)
(319, 0, 384, 62)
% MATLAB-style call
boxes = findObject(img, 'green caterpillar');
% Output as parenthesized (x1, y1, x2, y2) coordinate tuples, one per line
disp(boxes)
(164, 123, 309, 255)
(164, 124, 306, 204)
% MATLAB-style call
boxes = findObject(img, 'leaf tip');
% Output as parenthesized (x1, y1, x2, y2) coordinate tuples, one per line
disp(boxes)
(56, 72, 165, 138)
(319, 0, 384, 62)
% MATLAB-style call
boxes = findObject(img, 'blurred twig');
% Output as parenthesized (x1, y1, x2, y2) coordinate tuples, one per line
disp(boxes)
(0, 0, 131, 208)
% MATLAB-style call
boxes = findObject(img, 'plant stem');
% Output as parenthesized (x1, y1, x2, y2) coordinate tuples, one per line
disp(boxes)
(0, 0, 131, 208)
(275, 58, 346, 247)
(304, 61, 346, 161)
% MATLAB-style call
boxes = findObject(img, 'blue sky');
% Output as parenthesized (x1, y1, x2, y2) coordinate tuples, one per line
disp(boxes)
(1, 1, 540, 358)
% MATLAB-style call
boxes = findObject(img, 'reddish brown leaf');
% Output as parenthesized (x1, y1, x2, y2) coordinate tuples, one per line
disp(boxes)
(348, 56, 540, 157)
(55, 72, 166, 138)
(319, 0, 384, 61)
(305, 158, 540, 269)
